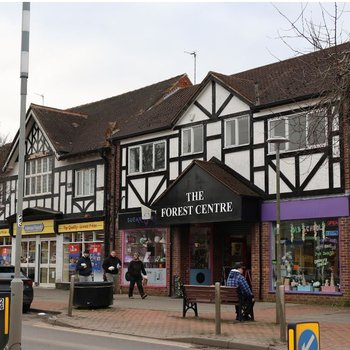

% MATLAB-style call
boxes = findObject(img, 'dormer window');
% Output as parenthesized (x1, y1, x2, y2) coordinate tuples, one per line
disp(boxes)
(129, 141, 166, 174)
(182, 125, 203, 155)
(25, 157, 53, 196)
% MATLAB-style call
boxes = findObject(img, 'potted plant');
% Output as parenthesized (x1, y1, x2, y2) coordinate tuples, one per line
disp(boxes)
(312, 281, 321, 292)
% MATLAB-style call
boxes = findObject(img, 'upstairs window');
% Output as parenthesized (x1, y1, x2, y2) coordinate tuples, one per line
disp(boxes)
(25, 157, 53, 196)
(75, 168, 95, 197)
(225, 115, 249, 147)
(182, 125, 203, 155)
(129, 141, 166, 174)
(268, 111, 327, 153)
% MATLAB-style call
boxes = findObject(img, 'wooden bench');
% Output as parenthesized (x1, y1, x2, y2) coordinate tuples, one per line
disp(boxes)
(182, 284, 252, 321)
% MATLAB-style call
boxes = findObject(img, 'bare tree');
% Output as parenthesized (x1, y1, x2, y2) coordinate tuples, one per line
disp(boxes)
(269, 3, 350, 155)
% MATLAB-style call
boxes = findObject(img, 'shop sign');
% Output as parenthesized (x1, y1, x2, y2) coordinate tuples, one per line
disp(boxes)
(119, 212, 159, 229)
(0, 229, 9, 237)
(12, 219, 54, 236)
(58, 221, 104, 233)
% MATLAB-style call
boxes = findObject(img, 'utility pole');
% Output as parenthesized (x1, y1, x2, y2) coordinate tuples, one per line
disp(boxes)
(7, 3, 30, 350)
(185, 50, 197, 84)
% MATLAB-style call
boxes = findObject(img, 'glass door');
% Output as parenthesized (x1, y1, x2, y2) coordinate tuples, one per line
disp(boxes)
(20, 240, 36, 281)
(39, 239, 56, 286)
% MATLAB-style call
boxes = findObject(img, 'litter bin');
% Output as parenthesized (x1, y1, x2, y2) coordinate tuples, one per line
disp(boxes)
(0, 291, 10, 349)
(73, 281, 113, 308)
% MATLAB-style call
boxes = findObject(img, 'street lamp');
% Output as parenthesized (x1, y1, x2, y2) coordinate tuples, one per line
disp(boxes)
(7, 3, 30, 350)
(267, 136, 288, 342)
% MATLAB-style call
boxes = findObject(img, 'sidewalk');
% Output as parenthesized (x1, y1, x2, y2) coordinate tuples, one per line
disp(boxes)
(31, 287, 350, 350)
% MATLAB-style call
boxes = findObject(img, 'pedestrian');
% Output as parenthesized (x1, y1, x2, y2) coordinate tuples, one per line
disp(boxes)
(102, 250, 122, 293)
(127, 252, 148, 299)
(76, 249, 93, 282)
(226, 261, 254, 321)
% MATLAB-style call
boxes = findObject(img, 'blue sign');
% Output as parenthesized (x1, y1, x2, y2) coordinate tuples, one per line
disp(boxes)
(298, 329, 318, 350)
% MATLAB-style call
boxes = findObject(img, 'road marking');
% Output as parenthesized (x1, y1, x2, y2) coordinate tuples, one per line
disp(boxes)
(301, 334, 315, 350)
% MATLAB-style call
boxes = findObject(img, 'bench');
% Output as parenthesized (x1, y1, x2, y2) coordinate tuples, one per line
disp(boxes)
(182, 284, 253, 321)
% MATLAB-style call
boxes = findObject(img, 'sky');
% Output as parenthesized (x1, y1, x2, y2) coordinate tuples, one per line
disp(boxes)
(1, 2, 350, 139)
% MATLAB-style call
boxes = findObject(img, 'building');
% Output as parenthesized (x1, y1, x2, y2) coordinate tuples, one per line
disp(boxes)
(112, 43, 350, 303)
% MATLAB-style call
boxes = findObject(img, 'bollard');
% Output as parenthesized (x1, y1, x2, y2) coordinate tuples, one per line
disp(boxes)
(68, 275, 75, 317)
(215, 282, 221, 335)
(279, 284, 286, 342)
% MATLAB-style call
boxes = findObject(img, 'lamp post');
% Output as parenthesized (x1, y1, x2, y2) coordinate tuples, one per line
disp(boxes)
(267, 136, 288, 342)
(6, 3, 30, 350)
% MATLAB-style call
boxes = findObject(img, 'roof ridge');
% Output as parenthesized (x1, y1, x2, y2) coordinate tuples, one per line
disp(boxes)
(31, 104, 88, 118)
(66, 73, 188, 111)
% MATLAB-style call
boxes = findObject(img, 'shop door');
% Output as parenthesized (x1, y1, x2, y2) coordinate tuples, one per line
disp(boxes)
(39, 239, 56, 286)
(20, 240, 36, 281)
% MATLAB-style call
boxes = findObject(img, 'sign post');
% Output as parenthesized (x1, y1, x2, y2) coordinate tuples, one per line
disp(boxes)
(288, 322, 320, 350)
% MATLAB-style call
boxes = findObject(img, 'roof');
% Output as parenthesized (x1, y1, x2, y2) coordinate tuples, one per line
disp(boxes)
(30, 74, 192, 157)
(0, 143, 12, 175)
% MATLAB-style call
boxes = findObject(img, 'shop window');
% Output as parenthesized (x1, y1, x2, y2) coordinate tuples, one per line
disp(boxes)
(75, 168, 95, 197)
(128, 141, 166, 174)
(0, 237, 11, 266)
(25, 157, 53, 196)
(62, 231, 103, 282)
(122, 229, 167, 287)
(272, 218, 340, 293)
(182, 125, 203, 155)
(225, 115, 249, 147)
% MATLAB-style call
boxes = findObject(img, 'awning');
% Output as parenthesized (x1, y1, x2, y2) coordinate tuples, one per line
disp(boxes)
(153, 159, 262, 225)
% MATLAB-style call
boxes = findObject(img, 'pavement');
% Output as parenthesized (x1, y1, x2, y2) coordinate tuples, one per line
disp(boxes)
(29, 287, 350, 350)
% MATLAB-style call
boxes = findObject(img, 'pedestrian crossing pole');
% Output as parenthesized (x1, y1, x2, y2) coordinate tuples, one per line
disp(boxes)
(6, 3, 30, 350)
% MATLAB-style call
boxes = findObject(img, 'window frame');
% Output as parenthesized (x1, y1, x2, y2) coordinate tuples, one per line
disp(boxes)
(24, 157, 53, 197)
(268, 111, 327, 153)
(224, 114, 250, 148)
(75, 168, 95, 198)
(128, 140, 166, 175)
(181, 125, 204, 155)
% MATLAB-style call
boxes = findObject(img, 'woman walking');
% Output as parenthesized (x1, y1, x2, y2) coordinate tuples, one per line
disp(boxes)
(128, 252, 148, 299)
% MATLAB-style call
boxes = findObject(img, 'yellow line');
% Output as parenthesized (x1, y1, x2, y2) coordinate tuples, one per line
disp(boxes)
(4, 297, 9, 335)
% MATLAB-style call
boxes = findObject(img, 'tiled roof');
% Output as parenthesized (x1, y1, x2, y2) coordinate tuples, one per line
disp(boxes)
(30, 74, 191, 157)
(222, 41, 350, 106)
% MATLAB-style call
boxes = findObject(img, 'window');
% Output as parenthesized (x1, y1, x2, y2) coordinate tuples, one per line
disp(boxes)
(75, 168, 95, 197)
(268, 111, 327, 153)
(128, 141, 166, 174)
(272, 219, 340, 293)
(25, 157, 53, 196)
(225, 115, 249, 147)
(182, 125, 203, 155)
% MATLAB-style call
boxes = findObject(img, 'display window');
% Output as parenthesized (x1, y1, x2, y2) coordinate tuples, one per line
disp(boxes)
(62, 231, 104, 282)
(122, 228, 167, 287)
(0, 237, 12, 266)
(272, 218, 340, 293)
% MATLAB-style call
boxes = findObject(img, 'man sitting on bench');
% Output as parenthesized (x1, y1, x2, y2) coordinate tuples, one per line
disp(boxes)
(226, 261, 255, 321)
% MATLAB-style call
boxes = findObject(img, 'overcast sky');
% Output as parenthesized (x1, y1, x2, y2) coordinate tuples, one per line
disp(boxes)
(1, 2, 350, 139)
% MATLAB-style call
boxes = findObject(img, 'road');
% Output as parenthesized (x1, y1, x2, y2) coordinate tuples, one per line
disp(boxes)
(21, 321, 222, 350)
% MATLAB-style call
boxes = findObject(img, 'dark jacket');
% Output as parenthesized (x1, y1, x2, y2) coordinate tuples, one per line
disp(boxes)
(128, 259, 147, 279)
(102, 255, 121, 275)
(76, 255, 93, 276)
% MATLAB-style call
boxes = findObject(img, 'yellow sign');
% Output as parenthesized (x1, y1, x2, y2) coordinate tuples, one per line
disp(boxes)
(288, 322, 320, 350)
(13, 219, 55, 236)
(58, 221, 104, 233)
(0, 229, 9, 237)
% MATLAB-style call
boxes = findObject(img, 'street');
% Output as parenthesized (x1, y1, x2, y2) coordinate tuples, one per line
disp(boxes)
(21, 320, 223, 350)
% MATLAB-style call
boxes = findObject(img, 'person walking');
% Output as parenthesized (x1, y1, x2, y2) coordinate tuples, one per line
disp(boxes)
(102, 250, 121, 293)
(226, 261, 254, 321)
(127, 252, 148, 299)
(76, 249, 93, 282)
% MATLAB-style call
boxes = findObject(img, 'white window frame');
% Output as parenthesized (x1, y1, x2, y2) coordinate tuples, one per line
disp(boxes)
(268, 111, 327, 153)
(224, 115, 250, 148)
(75, 168, 95, 197)
(128, 140, 166, 175)
(181, 125, 204, 155)
(25, 157, 53, 196)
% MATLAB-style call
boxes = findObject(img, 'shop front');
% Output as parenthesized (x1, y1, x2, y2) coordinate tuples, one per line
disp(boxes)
(153, 160, 261, 293)
(262, 196, 349, 301)
(0, 228, 11, 266)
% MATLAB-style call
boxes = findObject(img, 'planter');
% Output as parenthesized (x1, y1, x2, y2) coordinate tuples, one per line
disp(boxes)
(321, 285, 339, 293)
(297, 285, 314, 292)
(73, 281, 113, 308)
